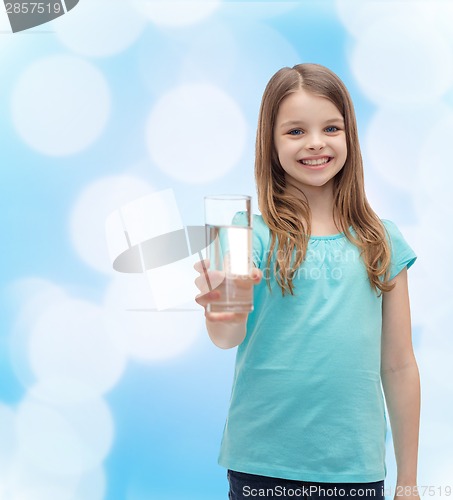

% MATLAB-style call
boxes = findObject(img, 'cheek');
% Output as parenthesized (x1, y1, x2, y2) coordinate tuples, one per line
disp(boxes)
(273, 140, 289, 164)
(334, 138, 347, 158)
(278, 140, 298, 156)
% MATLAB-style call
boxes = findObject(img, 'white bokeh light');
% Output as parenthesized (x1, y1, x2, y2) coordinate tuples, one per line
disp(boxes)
(222, 1, 298, 20)
(4, 480, 76, 500)
(28, 296, 126, 397)
(110, 309, 203, 361)
(350, 15, 453, 105)
(393, 223, 450, 330)
(417, 287, 453, 349)
(104, 273, 157, 312)
(408, 1, 453, 53)
(104, 275, 203, 361)
(11, 55, 111, 156)
(74, 466, 106, 500)
(70, 175, 154, 274)
(55, 0, 146, 57)
(226, 21, 300, 112)
(9, 279, 68, 388)
(15, 391, 114, 476)
(411, 115, 453, 329)
(335, 0, 427, 39)
(365, 103, 450, 192)
(131, 0, 220, 27)
(8, 278, 67, 314)
(29, 378, 109, 406)
(145, 253, 201, 311)
(361, 181, 389, 222)
(0, 2, 10, 30)
(0, 4, 14, 58)
(146, 83, 247, 183)
(416, 330, 453, 486)
(5, 280, 112, 497)
(415, 112, 453, 221)
(417, 342, 452, 399)
(4, 458, 105, 500)
(0, 404, 16, 485)
(181, 21, 238, 87)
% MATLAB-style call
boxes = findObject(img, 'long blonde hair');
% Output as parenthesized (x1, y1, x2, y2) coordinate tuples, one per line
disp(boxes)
(255, 63, 394, 296)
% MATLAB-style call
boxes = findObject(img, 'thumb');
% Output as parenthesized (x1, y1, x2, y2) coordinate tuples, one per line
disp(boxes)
(251, 267, 263, 283)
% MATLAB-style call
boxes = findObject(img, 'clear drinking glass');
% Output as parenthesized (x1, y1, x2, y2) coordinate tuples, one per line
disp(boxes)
(204, 195, 253, 313)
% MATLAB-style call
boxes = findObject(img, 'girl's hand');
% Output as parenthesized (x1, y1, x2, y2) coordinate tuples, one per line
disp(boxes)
(194, 259, 262, 324)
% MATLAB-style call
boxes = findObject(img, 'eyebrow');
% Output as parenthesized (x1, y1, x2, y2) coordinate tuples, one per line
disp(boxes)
(279, 118, 344, 128)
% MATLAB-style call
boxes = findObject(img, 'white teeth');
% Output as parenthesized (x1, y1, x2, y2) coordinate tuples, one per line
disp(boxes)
(301, 157, 330, 166)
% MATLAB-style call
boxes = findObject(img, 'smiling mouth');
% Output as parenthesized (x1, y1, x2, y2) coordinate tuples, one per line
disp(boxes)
(298, 156, 332, 167)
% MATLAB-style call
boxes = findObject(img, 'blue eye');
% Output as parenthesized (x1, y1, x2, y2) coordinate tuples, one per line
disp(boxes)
(325, 126, 339, 133)
(288, 129, 303, 136)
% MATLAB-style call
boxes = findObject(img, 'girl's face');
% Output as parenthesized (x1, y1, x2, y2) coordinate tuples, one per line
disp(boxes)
(273, 89, 347, 196)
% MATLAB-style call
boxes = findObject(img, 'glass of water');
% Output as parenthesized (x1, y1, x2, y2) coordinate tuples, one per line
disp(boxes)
(204, 195, 253, 313)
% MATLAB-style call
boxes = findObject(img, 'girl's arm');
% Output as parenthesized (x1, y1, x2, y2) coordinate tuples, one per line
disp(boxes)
(381, 267, 421, 497)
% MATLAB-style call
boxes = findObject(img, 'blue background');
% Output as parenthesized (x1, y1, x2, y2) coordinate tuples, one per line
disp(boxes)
(1, 1, 452, 498)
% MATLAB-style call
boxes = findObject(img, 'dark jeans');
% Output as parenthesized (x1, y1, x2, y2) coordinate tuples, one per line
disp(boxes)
(227, 470, 385, 500)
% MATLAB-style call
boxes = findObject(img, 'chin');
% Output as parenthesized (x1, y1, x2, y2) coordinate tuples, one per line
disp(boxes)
(299, 177, 334, 188)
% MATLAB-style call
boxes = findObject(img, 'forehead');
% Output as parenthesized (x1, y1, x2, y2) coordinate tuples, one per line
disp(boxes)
(276, 89, 343, 122)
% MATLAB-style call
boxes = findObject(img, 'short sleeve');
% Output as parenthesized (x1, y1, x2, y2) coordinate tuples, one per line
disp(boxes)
(382, 219, 417, 280)
(232, 212, 266, 267)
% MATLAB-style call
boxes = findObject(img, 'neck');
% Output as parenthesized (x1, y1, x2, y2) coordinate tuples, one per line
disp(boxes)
(286, 182, 335, 216)
(285, 181, 339, 234)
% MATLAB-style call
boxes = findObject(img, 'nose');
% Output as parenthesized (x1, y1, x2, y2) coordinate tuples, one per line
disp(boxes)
(306, 133, 326, 151)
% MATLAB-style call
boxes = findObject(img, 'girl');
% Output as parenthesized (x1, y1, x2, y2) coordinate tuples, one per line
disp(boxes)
(195, 63, 420, 500)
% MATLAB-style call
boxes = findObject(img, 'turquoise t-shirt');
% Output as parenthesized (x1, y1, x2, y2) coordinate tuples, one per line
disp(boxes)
(218, 214, 417, 483)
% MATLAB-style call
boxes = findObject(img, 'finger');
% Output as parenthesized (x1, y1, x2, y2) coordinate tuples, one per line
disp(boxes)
(232, 270, 262, 289)
(194, 260, 213, 291)
(194, 274, 213, 294)
(233, 275, 255, 289)
(251, 268, 263, 283)
(195, 270, 226, 293)
(195, 274, 217, 295)
(195, 274, 211, 293)
(195, 290, 220, 307)
(206, 311, 248, 324)
(193, 259, 210, 272)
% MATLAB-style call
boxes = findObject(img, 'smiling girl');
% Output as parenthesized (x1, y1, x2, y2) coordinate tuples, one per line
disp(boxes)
(195, 63, 420, 500)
